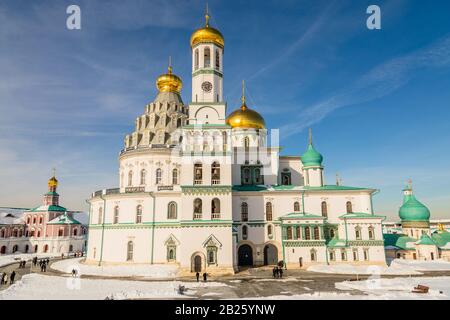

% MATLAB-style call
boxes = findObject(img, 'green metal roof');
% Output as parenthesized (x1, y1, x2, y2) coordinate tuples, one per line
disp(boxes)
(47, 212, 81, 225)
(232, 185, 373, 192)
(327, 238, 347, 248)
(340, 212, 385, 219)
(416, 234, 436, 246)
(280, 212, 326, 220)
(304, 185, 373, 191)
(431, 230, 450, 248)
(28, 205, 67, 212)
(45, 191, 59, 196)
(383, 233, 416, 250)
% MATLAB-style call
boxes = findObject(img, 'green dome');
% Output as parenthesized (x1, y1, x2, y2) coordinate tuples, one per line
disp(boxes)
(399, 194, 430, 222)
(302, 143, 323, 167)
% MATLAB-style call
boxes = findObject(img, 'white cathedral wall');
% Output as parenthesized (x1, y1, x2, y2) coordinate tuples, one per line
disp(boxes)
(279, 157, 302, 185)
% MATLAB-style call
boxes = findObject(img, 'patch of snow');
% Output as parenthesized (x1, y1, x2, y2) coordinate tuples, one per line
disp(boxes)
(335, 276, 450, 300)
(307, 264, 422, 275)
(0, 274, 228, 300)
(390, 259, 450, 271)
(51, 258, 179, 279)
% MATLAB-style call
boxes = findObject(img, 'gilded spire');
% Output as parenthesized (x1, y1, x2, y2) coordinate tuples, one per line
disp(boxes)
(308, 128, 313, 145)
(241, 80, 247, 110)
(205, 2, 210, 27)
(168, 55, 172, 74)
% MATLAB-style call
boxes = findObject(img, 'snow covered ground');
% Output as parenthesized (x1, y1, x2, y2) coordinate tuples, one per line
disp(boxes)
(390, 259, 450, 271)
(0, 253, 59, 268)
(0, 274, 228, 300)
(307, 263, 422, 275)
(336, 276, 450, 300)
(51, 258, 179, 279)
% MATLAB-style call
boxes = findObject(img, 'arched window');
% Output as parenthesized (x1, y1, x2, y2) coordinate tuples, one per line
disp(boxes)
(193, 198, 202, 219)
(0, 229, 4, 238)
(254, 168, 262, 184)
(355, 226, 362, 240)
(58, 229, 63, 237)
(37, 229, 41, 237)
(12, 245, 18, 253)
(211, 162, 220, 184)
(211, 198, 220, 219)
(25, 245, 29, 253)
(222, 131, 228, 149)
(244, 136, 250, 150)
(282, 174, 291, 185)
(329, 250, 336, 261)
(243, 168, 251, 184)
(294, 201, 300, 212)
(215, 49, 220, 69)
(268, 225, 273, 237)
(113, 206, 119, 224)
(310, 249, 317, 262)
(341, 249, 347, 261)
(368, 226, 375, 240)
(204, 47, 211, 68)
(98, 207, 103, 225)
(136, 205, 143, 224)
(26, 216, 31, 224)
(296, 226, 301, 239)
(73, 228, 78, 236)
(140, 169, 146, 185)
(168, 202, 177, 219)
(353, 249, 359, 261)
(313, 226, 320, 240)
(242, 225, 248, 240)
(330, 228, 335, 239)
(172, 169, 178, 185)
(168, 248, 175, 261)
(69, 245, 73, 252)
(194, 163, 203, 185)
(265, 202, 273, 221)
(195, 49, 199, 69)
(241, 202, 248, 221)
(286, 226, 293, 240)
(33, 216, 36, 224)
(321, 201, 328, 217)
(155, 168, 162, 185)
(346, 201, 353, 214)
(305, 226, 311, 240)
(39, 216, 43, 224)
(128, 170, 133, 187)
(127, 241, 134, 261)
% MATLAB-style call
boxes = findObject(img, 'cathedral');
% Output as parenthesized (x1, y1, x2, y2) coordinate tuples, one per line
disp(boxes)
(85, 11, 386, 274)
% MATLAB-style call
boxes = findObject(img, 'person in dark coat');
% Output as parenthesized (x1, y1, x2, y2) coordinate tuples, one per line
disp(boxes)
(279, 268, 283, 279)
(10, 271, 16, 284)
(196, 272, 200, 282)
(272, 267, 277, 278)
(203, 272, 208, 282)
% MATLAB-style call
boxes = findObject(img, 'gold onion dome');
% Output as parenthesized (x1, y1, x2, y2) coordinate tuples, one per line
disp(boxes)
(226, 81, 266, 129)
(48, 175, 58, 188)
(190, 10, 224, 48)
(156, 64, 182, 93)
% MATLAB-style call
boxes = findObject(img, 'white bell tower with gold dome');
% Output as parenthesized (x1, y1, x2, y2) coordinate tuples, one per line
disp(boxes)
(188, 7, 226, 125)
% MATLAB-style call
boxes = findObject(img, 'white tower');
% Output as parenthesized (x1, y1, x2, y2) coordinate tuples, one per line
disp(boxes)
(188, 8, 226, 125)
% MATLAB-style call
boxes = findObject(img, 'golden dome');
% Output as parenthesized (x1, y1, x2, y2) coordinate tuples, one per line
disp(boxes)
(48, 176, 58, 188)
(226, 81, 265, 129)
(156, 65, 182, 93)
(190, 12, 224, 48)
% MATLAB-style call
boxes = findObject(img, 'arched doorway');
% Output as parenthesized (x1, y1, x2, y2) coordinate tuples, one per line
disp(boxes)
(263, 244, 278, 265)
(44, 245, 49, 253)
(191, 253, 203, 273)
(0, 246, 6, 254)
(238, 245, 253, 266)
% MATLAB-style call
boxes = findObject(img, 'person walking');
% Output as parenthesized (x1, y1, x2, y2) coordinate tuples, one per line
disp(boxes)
(3, 273, 8, 285)
(10, 271, 16, 285)
(279, 268, 283, 279)
(203, 272, 208, 282)
(196, 272, 200, 282)
(0, 272, 4, 285)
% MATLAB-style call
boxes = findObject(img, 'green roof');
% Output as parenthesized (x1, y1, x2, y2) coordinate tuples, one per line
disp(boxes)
(232, 185, 373, 192)
(304, 185, 373, 191)
(399, 194, 430, 222)
(416, 234, 436, 246)
(45, 192, 59, 196)
(28, 205, 67, 212)
(327, 238, 347, 248)
(431, 230, 450, 248)
(280, 212, 325, 220)
(301, 143, 323, 167)
(340, 212, 385, 219)
(47, 213, 81, 225)
(383, 233, 416, 250)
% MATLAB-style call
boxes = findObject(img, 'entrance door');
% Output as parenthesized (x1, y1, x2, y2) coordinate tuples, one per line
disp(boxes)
(194, 255, 202, 272)
(263, 244, 278, 265)
(238, 245, 253, 266)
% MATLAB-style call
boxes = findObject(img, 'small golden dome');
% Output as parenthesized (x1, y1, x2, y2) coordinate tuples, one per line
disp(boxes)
(190, 12, 224, 48)
(156, 65, 182, 93)
(48, 176, 58, 188)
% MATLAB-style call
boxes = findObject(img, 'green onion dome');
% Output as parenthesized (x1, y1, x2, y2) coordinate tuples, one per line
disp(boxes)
(301, 143, 323, 167)
(399, 193, 430, 222)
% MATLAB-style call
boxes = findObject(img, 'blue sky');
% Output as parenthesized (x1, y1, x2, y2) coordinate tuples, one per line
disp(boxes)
(0, 0, 449, 220)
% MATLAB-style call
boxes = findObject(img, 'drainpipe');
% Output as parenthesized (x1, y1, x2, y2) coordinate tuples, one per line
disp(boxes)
(84, 199, 91, 254)
(371, 189, 380, 214)
(149, 192, 156, 264)
(281, 221, 286, 269)
(301, 190, 305, 214)
(344, 217, 349, 246)
(98, 191, 107, 267)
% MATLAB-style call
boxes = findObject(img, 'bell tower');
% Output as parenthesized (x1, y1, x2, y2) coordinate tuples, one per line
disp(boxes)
(189, 7, 226, 125)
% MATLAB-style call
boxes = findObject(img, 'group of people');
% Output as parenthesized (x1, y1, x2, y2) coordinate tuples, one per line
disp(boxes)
(0, 271, 16, 285)
(195, 272, 208, 282)
(272, 266, 284, 279)
(32, 257, 50, 272)
(18, 260, 27, 268)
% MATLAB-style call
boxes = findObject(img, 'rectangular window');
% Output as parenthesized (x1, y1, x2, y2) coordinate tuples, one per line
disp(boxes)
(363, 249, 369, 261)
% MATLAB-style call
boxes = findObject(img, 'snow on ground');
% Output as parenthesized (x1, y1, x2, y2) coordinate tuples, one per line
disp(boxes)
(0, 274, 228, 300)
(307, 263, 422, 275)
(51, 258, 179, 279)
(390, 259, 450, 271)
(0, 253, 59, 268)
(335, 276, 450, 300)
